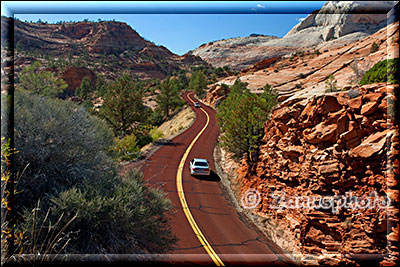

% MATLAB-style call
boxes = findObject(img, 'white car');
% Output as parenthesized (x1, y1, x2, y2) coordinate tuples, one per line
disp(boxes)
(194, 102, 201, 108)
(190, 158, 210, 176)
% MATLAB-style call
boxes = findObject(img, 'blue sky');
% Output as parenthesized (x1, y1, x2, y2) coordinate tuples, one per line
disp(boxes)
(2, 1, 327, 55)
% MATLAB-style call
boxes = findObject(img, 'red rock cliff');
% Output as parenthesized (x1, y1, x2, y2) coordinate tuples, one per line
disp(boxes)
(236, 83, 399, 265)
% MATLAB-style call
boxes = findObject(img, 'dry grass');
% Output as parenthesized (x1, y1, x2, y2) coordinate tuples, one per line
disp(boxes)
(140, 105, 195, 153)
(157, 106, 195, 139)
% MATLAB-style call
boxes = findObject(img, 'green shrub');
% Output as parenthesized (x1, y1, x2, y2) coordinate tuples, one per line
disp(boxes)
(21, 170, 176, 254)
(360, 58, 399, 85)
(13, 91, 176, 254)
(17, 61, 67, 98)
(14, 90, 115, 212)
(217, 79, 278, 160)
(113, 133, 141, 161)
(150, 127, 164, 141)
(370, 42, 379, 54)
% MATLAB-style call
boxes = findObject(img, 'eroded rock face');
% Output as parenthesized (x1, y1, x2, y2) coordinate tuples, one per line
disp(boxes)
(236, 83, 399, 265)
(205, 20, 399, 106)
(60, 67, 96, 96)
(285, 1, 396, 41)
(191, 1, 397, 71)
(3, 16, 206, 81)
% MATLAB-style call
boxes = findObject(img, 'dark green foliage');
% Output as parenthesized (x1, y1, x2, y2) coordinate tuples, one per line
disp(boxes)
(261, 84, 279, 111)
(46, 170, 176, 254)
(177, 73, 189, 90)
(188, 70, 207, 98)
(13, 91, 176, 254)
(14, 90, 115, 212)
(17, 61, 67, 98)
(217, 79, 278, 160)
(360, 58, 399, 85)
(99, 74, 147, 137)
(155, 77, 184, 119)
(219, 83, 230, 96)
(75, 77, 93, 99)
(370, 42, 379, 54)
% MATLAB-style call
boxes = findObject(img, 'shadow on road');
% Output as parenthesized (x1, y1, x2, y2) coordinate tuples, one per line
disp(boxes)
(154, 139, 183, 147)
(193, 170, 221, 182)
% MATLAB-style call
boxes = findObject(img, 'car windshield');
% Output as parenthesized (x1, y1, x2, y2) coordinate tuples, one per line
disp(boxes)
(195, 162, 208, 167)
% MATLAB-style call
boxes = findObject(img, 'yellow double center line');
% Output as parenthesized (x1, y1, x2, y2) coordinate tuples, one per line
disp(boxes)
(176, 93, 225, 266)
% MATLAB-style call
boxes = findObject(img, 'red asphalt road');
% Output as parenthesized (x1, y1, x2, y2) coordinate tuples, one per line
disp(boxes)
(142, 92, 294, 266)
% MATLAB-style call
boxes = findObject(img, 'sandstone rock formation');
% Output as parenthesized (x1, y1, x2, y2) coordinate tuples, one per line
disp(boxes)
(1, 16, 206, 82)
(285, 1, 397, 42)
(60, 66, 97, 96)
(235, 83, 399, 265)
(204, 20, 399, 107)
(191, 1, 397, 71)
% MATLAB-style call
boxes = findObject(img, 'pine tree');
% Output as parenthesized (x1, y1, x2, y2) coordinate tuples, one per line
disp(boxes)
(99, 74, 147, 137)
(189, 70, 207, 98)
(216, 79, 278, 161)
(95, 74, 108, 97)
(155, 77, 184, 119)
(75, 77, 93, 99)
(17, 61, 67, 98)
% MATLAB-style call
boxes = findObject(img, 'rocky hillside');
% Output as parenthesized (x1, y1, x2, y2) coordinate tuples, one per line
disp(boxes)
(208, 3, 399, 265)
(205, 20, 399, 106)
(234, 83, 399, 265)
(189, 35, 295, 71)
(190, 1, 397, 71)
(1, 16, 206, 86)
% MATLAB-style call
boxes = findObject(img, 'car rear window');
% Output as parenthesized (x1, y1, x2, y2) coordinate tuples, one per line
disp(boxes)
(195, 162, 208, 167)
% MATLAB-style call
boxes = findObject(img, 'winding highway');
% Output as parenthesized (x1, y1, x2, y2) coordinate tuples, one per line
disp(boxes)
(142, 92, 294, 266)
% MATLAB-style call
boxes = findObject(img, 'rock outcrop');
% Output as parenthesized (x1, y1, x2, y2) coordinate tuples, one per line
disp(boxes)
(285, 1, 397, 41)
(60, 67, 97, 96)
(191, 1, 397, 71)
(204, 19, 399, 107)
(235, 83, 399, 265)
(1, 16, 206, 81)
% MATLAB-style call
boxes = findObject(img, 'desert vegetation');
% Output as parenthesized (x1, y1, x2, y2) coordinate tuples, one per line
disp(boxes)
(216, 80, 278, 161)
(359, 58, 399, 85)
(1, 89, 177, 259)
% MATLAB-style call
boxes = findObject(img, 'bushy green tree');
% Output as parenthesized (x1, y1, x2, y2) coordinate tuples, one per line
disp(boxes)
(217, 79, 278, 161)
(177, 73, 189, 90)
(189, 70, 207, 98)
(17, 61, 67, 97)
(360, 58, 399, 85)
(75, 77, 93, 99)
(155, 77, 184, 119)
(95, 74, 108, 97)
(99, 74, 147, 137)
